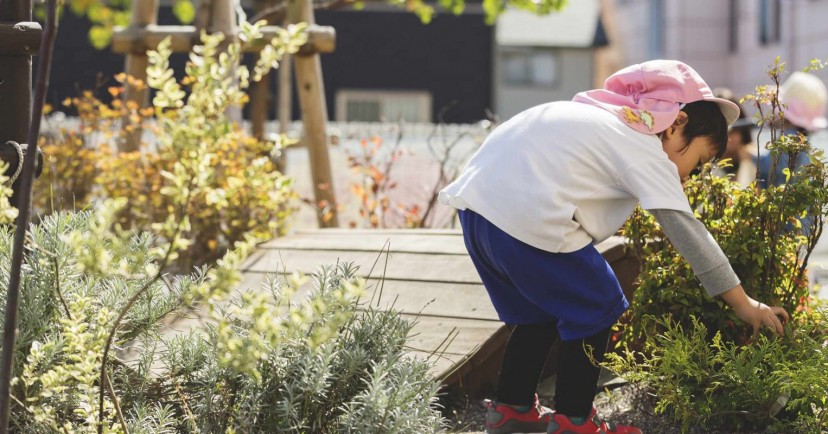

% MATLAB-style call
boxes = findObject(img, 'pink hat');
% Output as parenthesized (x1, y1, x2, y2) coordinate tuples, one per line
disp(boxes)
(573, 60, 740, 135)
(780, 71, 828, 132)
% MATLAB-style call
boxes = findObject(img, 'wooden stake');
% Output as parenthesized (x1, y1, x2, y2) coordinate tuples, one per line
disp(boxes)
(278, 20, 293, 136)
(0, 2, 32, 152)
(210, 0, 241, 124)
(251, 0, 275, 140)
(120, 0, 158, 153)
(287, 0, 338, 227)
(276, 46, 292, 173)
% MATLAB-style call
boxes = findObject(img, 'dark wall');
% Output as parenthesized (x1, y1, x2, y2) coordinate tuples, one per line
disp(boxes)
(314, 9, 493, 123)
(39, 7, 189, 109)
(42, 7, 493, 124)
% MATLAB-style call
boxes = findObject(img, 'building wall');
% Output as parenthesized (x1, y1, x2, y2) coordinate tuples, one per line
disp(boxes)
(314, 8, 493, 124)
(491, 1, 602, 119)
(608, 0, 828, 101)
(45, 6, 494, 124)
(494, 48, 593, 119)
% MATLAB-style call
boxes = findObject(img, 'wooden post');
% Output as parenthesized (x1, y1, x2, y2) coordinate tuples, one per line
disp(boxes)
(251, 0, 275, 140)
(287, 0, 338, 227)
(278, 19, 293, 136)
(120, 0, 158, 152)
(0, 1, 38, 208)
(195, 0, 213, 32)
(0, 2, 33, 149)
(209, 0, 237, 35)
(275, 22, 292, 173)
(210, 0, 241, 123)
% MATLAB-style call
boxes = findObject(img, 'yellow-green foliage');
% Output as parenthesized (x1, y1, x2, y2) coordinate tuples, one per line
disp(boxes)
(613, 59, 828, 433)
(59, 0, 568, 47)
(36, 25, 307, 268)
(606, 312, 828, 433)
(621, 155, 820, 346)
(621, 60, 828, 347)
(8, 25, 446, 433)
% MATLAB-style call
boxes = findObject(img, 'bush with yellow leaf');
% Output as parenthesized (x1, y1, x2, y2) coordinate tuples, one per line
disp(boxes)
(36, 28, 302, 267)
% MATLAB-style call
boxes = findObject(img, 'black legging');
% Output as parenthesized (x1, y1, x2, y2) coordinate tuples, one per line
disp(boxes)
(496, 322, 611, 418)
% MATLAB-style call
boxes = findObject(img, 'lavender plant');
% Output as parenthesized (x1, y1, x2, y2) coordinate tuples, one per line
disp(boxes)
(2, 22, 447, 433)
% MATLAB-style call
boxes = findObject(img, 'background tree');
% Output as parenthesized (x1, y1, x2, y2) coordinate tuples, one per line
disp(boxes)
(59, 0, 569, 49)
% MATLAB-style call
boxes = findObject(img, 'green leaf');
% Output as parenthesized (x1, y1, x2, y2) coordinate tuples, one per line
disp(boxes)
(173, 0, 196, 24)
(88, 25, 112, 50)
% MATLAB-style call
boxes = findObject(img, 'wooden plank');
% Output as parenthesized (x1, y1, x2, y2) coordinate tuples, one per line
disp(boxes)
(596, 237, 627, 263)
(0, 22, 41, 56)
(248, 235, 630, 283)
(402, 315, 502, 376)
(238, 247, 270, 270)
(261, 231, 468, 255)
(306, 228, 462, 236)
(223, 274, 499, 377)
(237, 272, 496, 321)
(231, 231, 640, 389)
(246, 249, 482, 283)
(360, 279, 497, 320)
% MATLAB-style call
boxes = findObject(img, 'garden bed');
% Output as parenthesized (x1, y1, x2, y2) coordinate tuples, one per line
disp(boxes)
(445, 383, 768, 434)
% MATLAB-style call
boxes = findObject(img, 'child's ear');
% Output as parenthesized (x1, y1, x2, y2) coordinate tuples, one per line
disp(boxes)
(666, 112, 689, 136)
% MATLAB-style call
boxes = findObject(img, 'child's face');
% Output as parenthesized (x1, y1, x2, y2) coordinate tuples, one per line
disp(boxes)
(661, 112, 716, 181)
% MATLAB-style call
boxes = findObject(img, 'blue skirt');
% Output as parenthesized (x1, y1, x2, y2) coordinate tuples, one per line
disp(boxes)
(458, 209, 629, 341)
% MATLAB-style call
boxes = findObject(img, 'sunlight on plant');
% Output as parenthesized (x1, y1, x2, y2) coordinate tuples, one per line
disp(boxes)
(615, 58, 828, 433)
(6, 21, 448, 432)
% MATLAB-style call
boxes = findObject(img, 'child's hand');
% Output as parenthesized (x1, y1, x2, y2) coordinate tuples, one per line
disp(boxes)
(720, 285, 790, 338)
(732, 297, 789, 338)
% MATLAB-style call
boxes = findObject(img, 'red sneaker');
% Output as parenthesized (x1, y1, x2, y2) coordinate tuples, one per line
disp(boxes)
(484, 394, 553, 434)
(547, 407, 642, 434)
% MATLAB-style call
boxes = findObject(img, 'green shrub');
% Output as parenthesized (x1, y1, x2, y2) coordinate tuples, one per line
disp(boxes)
(606, 311, 828, 433)
(5, 24, 447, 433)
(621, 59, 828, 347)
(5, 210, 447, 433)
(149, 265, 446, 433)
(5, 209, 191, 433)
(612, 59, 828, 432)
(36, 26, 299, 269)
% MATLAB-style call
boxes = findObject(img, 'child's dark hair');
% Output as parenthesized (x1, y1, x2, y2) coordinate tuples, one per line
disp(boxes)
(679, 101, 729, 158)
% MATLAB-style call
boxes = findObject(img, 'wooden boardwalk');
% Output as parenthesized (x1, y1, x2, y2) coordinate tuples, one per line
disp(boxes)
(235, 229, 638, 395)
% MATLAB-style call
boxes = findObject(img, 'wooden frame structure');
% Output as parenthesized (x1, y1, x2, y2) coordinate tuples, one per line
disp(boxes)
(112, 0, 339, 227)
(0, 2, 44, 205)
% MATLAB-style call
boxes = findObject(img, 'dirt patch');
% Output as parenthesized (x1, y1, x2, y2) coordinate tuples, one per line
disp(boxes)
(444, 383, 767, 434)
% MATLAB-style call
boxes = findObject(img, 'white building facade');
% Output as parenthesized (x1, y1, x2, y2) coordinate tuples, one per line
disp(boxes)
(605, 0, 828, 100)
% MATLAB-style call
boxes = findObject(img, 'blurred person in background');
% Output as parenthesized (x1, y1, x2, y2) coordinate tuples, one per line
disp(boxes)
(756, 71, 828, 189)
(713, 88, 757, 186)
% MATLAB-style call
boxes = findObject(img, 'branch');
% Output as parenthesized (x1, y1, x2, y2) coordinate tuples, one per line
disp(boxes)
(97, 182, 195, 434)
(251, 0, 357, 23)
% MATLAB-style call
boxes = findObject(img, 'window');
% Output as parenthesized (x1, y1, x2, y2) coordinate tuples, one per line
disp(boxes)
(649, 0, 665, 58)
(728, 0, 739, 53)
(336, 90, 432, 123)
(759, 0, 781, 45)
(501, 48, 558, 86)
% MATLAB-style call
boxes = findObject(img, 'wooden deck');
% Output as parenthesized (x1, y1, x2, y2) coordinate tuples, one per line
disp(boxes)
(235, 229, 639, 396)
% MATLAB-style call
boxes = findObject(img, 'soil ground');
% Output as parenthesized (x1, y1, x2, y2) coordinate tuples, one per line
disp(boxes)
(443, 383, 770, 434)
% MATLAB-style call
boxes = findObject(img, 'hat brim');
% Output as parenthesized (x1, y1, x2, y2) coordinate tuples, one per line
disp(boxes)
(784, 111, 828, 132)
(707, 96, 741, 127)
